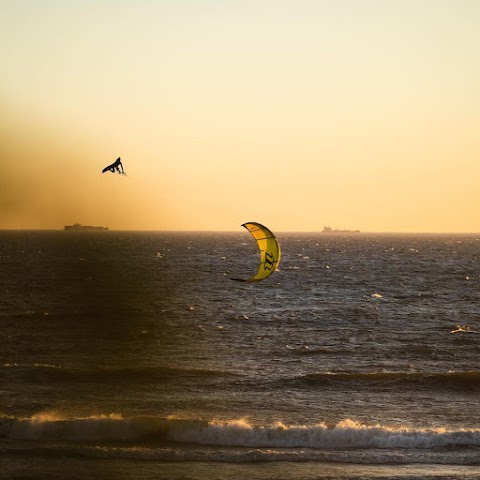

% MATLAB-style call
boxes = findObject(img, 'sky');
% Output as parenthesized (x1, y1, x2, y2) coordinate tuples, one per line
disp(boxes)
(1, 0, 480, 232)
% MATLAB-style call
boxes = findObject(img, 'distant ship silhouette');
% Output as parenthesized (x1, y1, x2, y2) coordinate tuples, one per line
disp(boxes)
(64, 223, 109, 231)
(322, 226, 360, 233)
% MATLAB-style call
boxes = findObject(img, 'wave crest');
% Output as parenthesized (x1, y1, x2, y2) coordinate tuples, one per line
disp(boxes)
(2, 413, 480, 450)
(294, 370, 480, 390)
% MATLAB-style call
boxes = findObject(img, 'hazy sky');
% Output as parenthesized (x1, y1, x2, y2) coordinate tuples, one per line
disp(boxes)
(2, 0, 479, 232)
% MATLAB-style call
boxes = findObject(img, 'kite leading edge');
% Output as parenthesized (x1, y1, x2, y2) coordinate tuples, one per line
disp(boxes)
(241, 222, 281, 283)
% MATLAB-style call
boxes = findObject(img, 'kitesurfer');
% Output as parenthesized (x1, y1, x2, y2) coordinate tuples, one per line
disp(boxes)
(102, 157, 126, 175)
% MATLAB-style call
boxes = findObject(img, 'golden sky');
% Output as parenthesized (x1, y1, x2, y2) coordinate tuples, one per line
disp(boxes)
(1, 0, 480, 232)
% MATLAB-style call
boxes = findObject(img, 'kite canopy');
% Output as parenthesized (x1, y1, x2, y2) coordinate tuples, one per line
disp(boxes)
(242, 222, 281, 283)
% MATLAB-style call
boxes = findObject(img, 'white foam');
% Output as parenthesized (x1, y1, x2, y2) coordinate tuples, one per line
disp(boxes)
(2, 414, 480, 451)
(166, 418, 480, 449)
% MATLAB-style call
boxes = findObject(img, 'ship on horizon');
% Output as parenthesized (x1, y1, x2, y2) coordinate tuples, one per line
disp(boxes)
(323, 225, 360, 233)
(64, 223, 109, 231)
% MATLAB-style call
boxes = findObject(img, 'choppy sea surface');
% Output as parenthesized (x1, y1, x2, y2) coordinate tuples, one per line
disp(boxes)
(1, 231, 480, 479)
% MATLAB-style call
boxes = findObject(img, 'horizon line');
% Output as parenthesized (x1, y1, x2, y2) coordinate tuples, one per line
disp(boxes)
(2, 228, 480, 235)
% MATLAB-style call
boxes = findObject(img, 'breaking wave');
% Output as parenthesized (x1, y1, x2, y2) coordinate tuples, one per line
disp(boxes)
(2, 413, 480, 452)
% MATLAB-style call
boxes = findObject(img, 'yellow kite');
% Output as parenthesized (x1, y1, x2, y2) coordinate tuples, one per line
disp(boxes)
(241, 222, 281, 283)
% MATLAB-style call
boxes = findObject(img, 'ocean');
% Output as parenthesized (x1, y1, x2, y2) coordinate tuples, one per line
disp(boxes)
(1, 231, 480, 479)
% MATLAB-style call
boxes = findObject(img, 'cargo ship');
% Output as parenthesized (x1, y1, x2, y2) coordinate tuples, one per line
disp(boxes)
(64, 223, 109, 231)
(323, 226, 360, 233)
